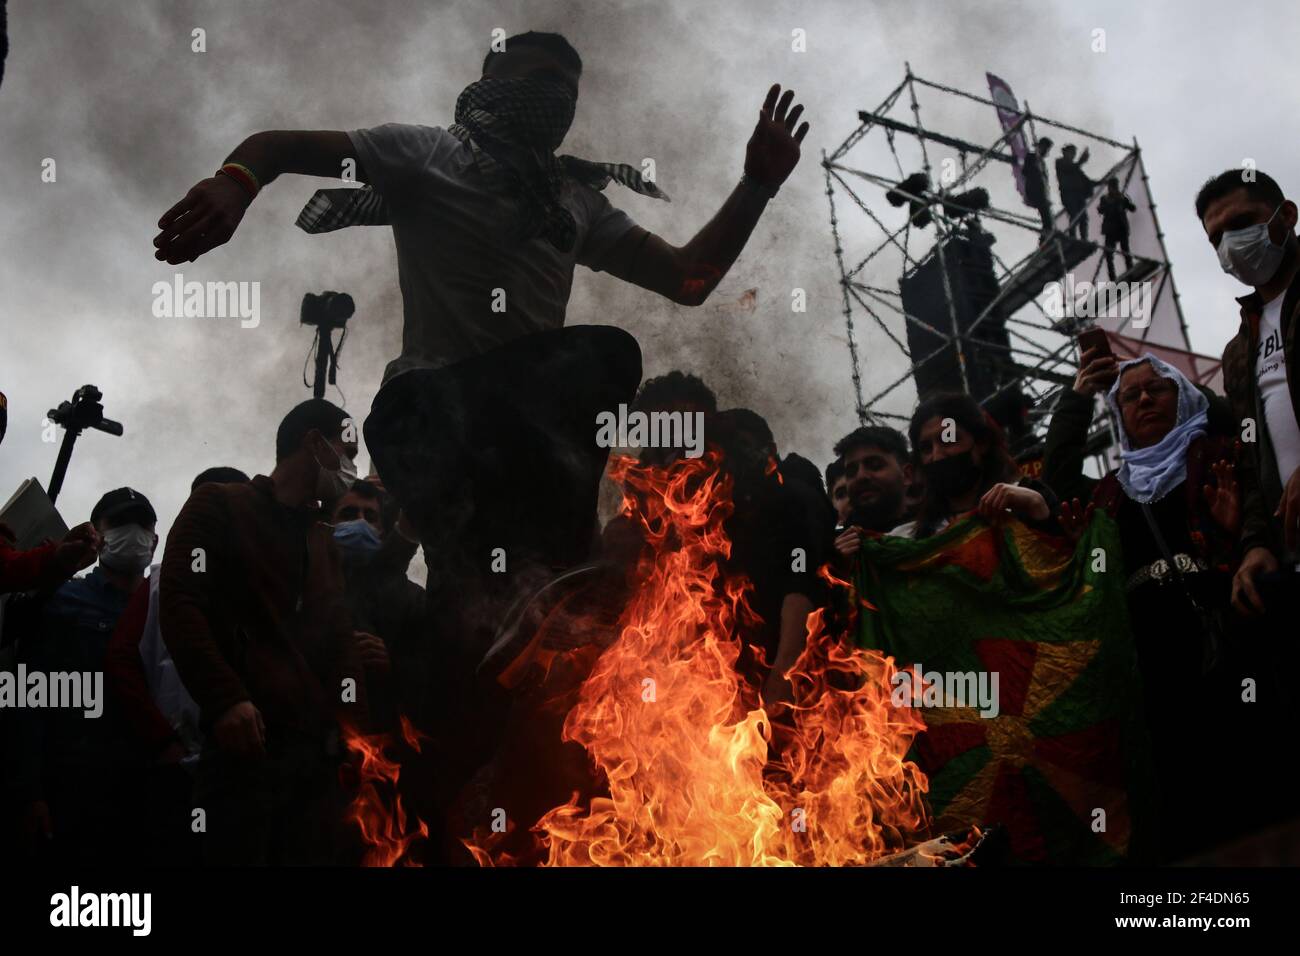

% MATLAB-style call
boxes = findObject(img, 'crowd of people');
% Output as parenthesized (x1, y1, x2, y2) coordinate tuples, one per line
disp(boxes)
(2, 29, 1299, 866)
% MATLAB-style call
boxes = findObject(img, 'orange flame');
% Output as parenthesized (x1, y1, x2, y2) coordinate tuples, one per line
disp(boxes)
(477, 453, 931, 866)
(343, 716, 430, 867)
(355, 453, 932, 866)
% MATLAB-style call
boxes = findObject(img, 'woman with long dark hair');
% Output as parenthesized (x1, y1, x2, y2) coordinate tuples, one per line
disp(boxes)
(893, 392, 1055, 538)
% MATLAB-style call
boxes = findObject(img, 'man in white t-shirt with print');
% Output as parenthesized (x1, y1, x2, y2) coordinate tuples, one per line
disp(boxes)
(1255, 294, 1300, 494)
(1197, 168, 1300, 615)
(1198, 167, 1300, 835)
(152, 31, 809, 682)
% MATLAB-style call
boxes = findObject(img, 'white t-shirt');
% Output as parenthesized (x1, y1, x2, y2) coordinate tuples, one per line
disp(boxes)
(1256, 294, 1300, 490)
(348, 124, 641, 383)
(886, 517, 949, 538)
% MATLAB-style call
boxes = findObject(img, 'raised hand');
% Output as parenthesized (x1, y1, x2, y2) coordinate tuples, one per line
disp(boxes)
(744, 84, 810, 189)
(1204, 459, 1241, 536)
(1073, 346, 1119, 397)
(1059, 497, 1096, 543)
(153, 174, 252, 264)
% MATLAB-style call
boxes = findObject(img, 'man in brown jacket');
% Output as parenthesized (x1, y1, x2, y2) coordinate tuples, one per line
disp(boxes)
(1196, 169, 1300, 617)
(160, 399, 387, 864)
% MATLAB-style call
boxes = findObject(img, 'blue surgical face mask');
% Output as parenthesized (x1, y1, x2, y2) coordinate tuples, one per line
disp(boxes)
(333, 519, 382, 560)
(1218, 205, 1289, 287)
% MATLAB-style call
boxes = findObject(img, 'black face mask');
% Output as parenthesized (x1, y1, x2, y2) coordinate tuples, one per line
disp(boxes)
(922, 450, 980, 500)
(847, 485, 905, 533)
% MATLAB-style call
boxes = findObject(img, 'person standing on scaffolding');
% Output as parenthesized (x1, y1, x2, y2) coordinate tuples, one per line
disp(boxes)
(1022, 136, 1055, 239)
(1099, 176, 1137, 280)
(1056, 144, 1098, 241)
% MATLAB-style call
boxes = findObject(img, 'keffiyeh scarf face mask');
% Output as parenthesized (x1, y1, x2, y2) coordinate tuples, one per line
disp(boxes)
(448, 76, 583, 249)
(452, 76, 577, 155)
(296, 76, 668, 252)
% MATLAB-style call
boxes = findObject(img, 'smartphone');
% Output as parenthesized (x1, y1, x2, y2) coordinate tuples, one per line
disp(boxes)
(1077, 326, 1112, 360)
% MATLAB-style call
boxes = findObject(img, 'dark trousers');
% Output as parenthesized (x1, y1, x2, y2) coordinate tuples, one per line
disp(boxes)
(1063, 202, 1088, 240)
(363, 326, 642, 829)
(1032, 197, 1053, 236)
(364, 325, 642, 660)
(1103, 233, 1132, 280)
(193, 737, 346, 865)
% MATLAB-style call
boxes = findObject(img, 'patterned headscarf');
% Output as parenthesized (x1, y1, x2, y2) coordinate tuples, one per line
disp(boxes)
(297, 77, 669, 252)
(1104, 353, 1209, 504)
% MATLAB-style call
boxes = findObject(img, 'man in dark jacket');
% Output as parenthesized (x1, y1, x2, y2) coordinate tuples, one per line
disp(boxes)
(1195, 169, 1300, 618)
(329, 479, 426, 731)
(1022, 137, 1054, 237)
(1098, 177, 1137, 280)
(8, 488, 158, 864)
(160, 399, 385, 864)
(1055, 144, 1097, 240)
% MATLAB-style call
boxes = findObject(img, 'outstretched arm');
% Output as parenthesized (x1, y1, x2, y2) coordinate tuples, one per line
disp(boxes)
(601, 84, 809, 306)
(153, 130, 363, 264)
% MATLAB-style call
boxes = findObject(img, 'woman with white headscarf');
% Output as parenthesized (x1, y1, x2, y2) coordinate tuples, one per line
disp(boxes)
(1045, 349, 1249, 861)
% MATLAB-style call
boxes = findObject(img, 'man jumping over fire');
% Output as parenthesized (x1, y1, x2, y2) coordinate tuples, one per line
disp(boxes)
(152, 30, 809, 829)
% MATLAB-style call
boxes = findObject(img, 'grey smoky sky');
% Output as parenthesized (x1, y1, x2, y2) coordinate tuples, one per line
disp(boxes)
(1, 0, 1298, 554)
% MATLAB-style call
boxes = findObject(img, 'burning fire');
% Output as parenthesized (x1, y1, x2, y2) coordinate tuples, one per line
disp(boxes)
(473, 453, 932, 866)
(344, 716, 429, 867)
(350, 452, 934, 866)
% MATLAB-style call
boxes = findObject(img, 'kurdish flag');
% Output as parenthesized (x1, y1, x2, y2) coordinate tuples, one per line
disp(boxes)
(854, 512, 1154, 865)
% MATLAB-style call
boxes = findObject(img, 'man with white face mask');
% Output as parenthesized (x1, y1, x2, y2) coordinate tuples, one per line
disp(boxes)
(159, 399, 388, 864)
(1197, 169, 1300, 617)
(9, 487, 157, 864)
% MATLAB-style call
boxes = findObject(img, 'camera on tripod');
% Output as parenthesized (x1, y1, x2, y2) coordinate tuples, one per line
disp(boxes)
(45, 384, 123, 503)
(300, 291, 355, 331)
(300, 291, 356, 398)
(47, 385, 123, 437)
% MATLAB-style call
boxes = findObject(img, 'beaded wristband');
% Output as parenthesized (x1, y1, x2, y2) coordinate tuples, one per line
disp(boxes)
(218, 162, 260, 200)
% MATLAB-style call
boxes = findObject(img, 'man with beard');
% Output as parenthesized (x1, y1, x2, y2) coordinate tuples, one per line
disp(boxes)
(830, 425, 914, 562)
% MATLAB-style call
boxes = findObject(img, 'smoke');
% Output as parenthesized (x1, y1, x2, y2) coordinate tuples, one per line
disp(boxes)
(2, 0, 1293, 550)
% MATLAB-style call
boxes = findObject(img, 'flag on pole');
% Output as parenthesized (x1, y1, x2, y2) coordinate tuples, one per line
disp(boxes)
(987, 73, 1029, 202)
